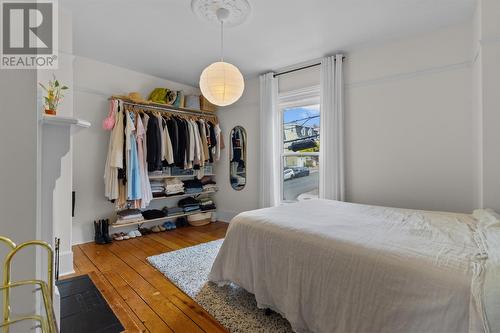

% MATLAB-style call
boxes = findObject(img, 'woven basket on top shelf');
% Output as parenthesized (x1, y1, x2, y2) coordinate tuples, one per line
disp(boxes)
(200, 96, 217, 112)
(187, 212, 212, 226)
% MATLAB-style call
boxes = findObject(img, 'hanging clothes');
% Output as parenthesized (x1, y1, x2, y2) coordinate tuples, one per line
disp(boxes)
(214, 123, 223, 161)
(135, 113, 152, 208)
(167, 118, 178, 164)
(186, 118, 195, 169)
(126, 111, 141, 201)
(146, 115, 162, 172)
(104, 101, 124, 200)
(198, 119, 209, 164)
(104, 99, 224, 211)
(162, 116, 174, 165)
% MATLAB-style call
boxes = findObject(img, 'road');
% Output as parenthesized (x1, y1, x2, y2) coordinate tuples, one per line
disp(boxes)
(283, 172, 319, 201)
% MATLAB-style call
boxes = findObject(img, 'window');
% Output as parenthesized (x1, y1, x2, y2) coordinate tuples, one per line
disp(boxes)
(279, 88, 320, 202)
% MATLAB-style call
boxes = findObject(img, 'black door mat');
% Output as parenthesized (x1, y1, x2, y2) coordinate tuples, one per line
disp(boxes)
(56, 275, 124, 333)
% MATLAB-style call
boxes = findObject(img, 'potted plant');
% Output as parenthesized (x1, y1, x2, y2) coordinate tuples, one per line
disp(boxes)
(39, 75, 68, 115)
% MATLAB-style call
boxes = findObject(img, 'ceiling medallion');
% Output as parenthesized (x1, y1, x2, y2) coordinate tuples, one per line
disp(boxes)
(191, 0, 251, 27)
(192, 0, 250, 107)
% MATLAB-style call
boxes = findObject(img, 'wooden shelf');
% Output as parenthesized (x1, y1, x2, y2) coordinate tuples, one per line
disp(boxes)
(110, 97, 217, 117)
(150, 189, 217, 201)
(110, 209, 216, 229)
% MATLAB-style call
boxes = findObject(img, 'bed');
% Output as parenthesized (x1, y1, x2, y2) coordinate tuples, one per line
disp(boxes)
(209, 199, 499, 333)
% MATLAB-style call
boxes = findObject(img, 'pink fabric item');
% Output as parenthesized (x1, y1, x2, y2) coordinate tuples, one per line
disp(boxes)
(103, 100, 117, 130)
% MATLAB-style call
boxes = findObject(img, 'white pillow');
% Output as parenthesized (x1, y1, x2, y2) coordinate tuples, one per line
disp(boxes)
(473, 209, 500, 228)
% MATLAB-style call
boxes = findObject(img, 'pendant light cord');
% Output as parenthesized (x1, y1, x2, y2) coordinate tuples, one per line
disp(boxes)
(220, 19, 224, 62)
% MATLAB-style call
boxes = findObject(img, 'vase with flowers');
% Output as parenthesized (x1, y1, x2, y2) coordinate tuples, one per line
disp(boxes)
(39, 75, 68, 116)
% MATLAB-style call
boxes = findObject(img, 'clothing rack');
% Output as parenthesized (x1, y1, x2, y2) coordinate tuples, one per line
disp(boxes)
(109, 97, 218, 120)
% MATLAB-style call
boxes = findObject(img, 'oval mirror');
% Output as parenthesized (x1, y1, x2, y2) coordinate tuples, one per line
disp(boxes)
(230, 126, 247, 191)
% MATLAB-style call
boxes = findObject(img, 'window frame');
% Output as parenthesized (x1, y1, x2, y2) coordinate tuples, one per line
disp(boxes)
(278, 86, 320, 203)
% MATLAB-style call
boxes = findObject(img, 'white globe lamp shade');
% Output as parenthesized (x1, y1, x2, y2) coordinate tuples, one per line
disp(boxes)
(199, 61, 244, 107)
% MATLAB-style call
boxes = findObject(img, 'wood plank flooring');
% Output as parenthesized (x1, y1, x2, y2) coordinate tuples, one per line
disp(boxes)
(64, 222, 229, 333)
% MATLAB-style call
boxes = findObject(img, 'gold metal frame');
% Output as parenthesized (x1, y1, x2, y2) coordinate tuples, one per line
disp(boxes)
(0, 237, 57, 333)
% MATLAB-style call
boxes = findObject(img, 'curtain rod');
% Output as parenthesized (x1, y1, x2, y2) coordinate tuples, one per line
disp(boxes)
(109, 98, 218, 118)
(273, 56, 346, 78)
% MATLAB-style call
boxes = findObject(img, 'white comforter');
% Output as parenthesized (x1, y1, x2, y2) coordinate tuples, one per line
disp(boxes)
(209, 200, 493, 333)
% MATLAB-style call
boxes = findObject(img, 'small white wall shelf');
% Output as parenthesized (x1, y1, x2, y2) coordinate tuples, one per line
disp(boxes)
(40, 114, 91, 134)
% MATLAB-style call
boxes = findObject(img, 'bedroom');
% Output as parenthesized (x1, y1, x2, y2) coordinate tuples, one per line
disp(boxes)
(0, 0, 499, 332)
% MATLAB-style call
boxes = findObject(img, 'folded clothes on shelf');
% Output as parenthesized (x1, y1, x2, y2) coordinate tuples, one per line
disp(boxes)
(142, 209, 167, 220)
(202, 184, 218, 192)
(199, 197, 214, 205)
(150, 180, 165, 187)
(201, 204, 216, 211)
(164, 206, 184, 216)
(178, 197, 201, 207)
(185, 187, 203, 194)
(178, 197, 201, 213)
(165, 177, 184, 195)
(199, 197, 216, 211)
(182, 179, 203, 193)
(117, 208, 143, 220)
(183, 206, 201, 213)
(200, 176, 216, 185)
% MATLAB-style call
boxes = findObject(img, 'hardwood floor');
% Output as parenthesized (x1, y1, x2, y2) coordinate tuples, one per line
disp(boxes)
(64, 222, 229, 333)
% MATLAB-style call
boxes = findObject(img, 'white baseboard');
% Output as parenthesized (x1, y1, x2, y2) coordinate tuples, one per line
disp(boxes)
(53, 285, 60, 328)
(58, 250, 75, 276)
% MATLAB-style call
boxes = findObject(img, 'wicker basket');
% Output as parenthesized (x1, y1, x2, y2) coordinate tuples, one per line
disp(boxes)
(200, 96, 217, 112)
(187, 212, 212, 226)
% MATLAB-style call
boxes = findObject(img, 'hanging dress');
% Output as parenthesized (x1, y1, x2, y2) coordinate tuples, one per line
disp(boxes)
(136, 113, 152, 208)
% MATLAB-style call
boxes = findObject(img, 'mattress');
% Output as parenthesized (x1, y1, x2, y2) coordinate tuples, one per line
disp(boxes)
(209, 199, 495, 333)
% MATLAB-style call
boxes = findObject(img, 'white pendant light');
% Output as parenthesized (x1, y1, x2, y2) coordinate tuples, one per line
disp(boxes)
(198, 6, 246, 107)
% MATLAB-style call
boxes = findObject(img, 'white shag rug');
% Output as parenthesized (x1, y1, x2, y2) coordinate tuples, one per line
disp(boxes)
(147, 239, 293, 333)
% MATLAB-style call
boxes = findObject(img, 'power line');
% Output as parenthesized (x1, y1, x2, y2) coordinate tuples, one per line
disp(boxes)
(283, 115, 320, 126)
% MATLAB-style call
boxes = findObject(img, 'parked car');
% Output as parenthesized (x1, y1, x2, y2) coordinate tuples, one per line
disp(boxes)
(290, 167, 310, 178)
(283, 169, 294, 181)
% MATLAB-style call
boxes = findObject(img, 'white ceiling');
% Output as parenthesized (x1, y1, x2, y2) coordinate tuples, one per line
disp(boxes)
(62, 0, 476, 87)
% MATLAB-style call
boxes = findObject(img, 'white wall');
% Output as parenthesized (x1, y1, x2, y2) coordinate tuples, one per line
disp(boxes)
(0, 71, 38, 317)
(344, 22, 476, 212)
(220, 21, 479, 216)
(215, 78, 260, 221)
(72, 57, 200, 244)
(473, 0, 500, 212)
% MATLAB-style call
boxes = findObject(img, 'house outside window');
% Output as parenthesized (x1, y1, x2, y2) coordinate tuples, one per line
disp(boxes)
(279, 86, 320, 202)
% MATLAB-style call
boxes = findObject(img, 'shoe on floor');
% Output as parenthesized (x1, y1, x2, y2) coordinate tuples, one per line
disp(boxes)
(133, 230, 142, 237)
(127, 230, 136, 238)
(151, 225, 161, 233)
(165, 221, 176, 230)
(112, 233, 123, 241)
(120, 232, 130, 240)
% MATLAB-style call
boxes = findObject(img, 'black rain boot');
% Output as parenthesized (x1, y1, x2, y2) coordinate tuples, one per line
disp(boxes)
(101, 219, 113, 243)
(94, 220, 106, 244)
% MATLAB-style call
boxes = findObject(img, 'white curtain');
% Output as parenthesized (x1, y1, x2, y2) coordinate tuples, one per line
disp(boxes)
(259, 72, 280, 208)
(319, 54, 345, 201)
